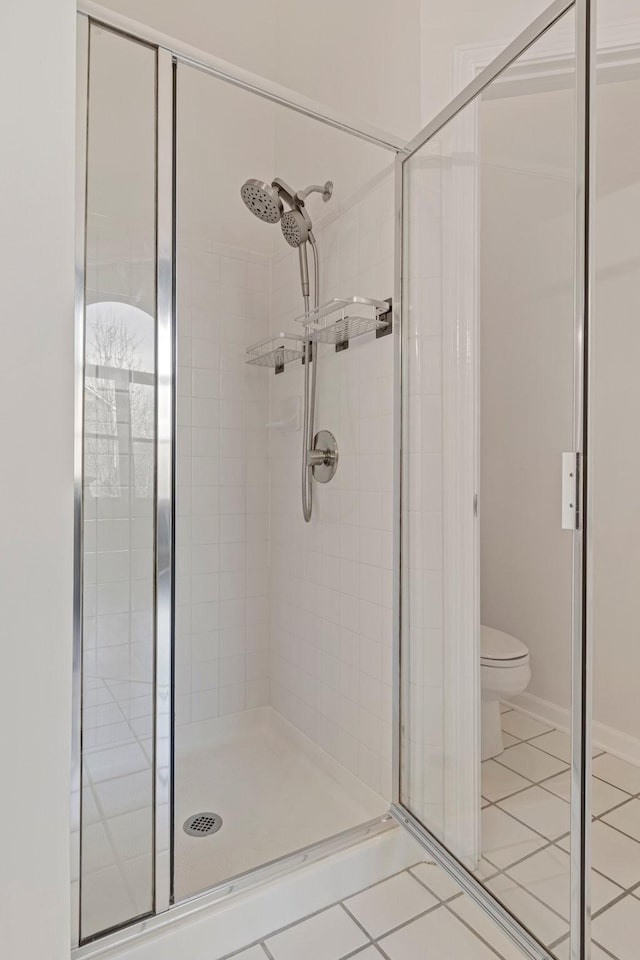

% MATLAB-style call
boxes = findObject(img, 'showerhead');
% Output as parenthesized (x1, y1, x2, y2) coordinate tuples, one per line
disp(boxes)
(240, 179, 283, 224)
(280, 209, 309, 248)
(240, 176, 329, 303)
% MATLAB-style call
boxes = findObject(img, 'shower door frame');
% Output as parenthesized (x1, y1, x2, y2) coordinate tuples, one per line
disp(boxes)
(390, 2, 594, 960)
(72, 3, 403, 954)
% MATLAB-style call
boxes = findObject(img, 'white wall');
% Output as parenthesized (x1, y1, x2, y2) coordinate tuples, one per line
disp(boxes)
(479, 82, 576, 715)
(419, 0, 554, 123)
(94, 0, 422, 141)
(0, 2, 75, 958)
(591, 71, 640, 742)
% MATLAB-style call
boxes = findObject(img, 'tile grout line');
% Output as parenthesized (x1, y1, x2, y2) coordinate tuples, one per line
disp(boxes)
(442, 897, 520, 960)
(342, 895, 445, 943)
(338, 900, 376, 944)
(592, 936, 624, 960)
(219, 865, 426, 960)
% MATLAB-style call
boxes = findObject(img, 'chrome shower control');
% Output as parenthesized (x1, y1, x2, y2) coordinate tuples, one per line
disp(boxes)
(308, 430, 338, 484)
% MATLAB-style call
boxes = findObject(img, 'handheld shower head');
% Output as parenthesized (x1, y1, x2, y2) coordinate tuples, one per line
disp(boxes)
(280, 209, 309, 248)
(240, 179, 283, 224)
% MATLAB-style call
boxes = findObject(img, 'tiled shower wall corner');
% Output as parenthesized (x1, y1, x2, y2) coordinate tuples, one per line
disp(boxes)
(174, 238, 271, 726)
(266, 169, 397, 799)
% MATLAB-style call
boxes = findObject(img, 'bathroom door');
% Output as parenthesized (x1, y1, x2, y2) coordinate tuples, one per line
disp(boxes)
(396, 5, 587, 958)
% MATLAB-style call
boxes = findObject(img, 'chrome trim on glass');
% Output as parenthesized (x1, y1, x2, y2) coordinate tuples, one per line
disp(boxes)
(70, 815, 395, 960)
(391, 154, 404, 806)
(154, 45, 175, 917)
(390, 804, 553, 960)
(571, 2, 594, 958)
(72, 12, 90, 949)
(400, 0, 574, 160)
(76, 1, 404, 154)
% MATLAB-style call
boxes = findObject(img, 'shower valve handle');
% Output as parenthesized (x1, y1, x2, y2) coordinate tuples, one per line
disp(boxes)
(306, 430, 339, 484)
(307, 446, 336, 468)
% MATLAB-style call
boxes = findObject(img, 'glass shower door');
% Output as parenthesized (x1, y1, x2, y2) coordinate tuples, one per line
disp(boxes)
(75, 22, 159, 942)
(398, 8, 583, 958)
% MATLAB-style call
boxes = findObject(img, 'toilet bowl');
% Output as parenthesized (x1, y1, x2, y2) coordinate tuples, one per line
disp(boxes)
(481, 625, 531, 761)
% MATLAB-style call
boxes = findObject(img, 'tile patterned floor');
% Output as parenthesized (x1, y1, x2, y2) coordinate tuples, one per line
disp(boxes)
(479, 705, 640, 960)
(222, 863, 529, 960)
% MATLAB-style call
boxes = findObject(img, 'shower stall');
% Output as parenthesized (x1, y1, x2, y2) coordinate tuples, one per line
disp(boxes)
(73, 1, 629, 959)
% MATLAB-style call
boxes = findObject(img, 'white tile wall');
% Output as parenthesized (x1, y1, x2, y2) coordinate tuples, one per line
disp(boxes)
(174, 237, 271, 726)
(268, 169, 396, 798)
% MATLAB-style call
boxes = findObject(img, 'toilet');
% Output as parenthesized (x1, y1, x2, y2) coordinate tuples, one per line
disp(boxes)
(481, 625, 531, 761)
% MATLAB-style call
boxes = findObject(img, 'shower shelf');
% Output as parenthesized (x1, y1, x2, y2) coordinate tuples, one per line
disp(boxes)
(296, 296, 392, 352)
(246, 331, 306, 374)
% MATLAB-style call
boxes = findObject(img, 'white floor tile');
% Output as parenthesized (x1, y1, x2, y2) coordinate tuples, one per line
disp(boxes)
(497, 744, 568, 783)
(410, 862, 464, 900)
(349, 950, 385, 960)
(105, 807, 153, 862)
(487, 873, 568, 946)
(345, 871, 437, 938)
(482, 806, 546, 869)
(80, 864, 135, 940)
(472, 858, 502, 882)
(119, 853, 153, 914)
(603, 798, 640, 843)
(80, 786, 101, 826)
(449, 895, 529, 960)
(543, 770, 630, 816)
(528, 730, 572, 763)
(501, 711, 552, 741)
(529, 729, 603, 764)
(592, 754, 640, 795)
(81, 822, 115, 873)
(593, 895, 640, 960)
(497, 786, 570, 840)
(553, 938, 610, 960)
(229, 947, 267, 960)
(588, 821, 640, 889)
(507, 845, 621, 920)
(481, 759, 530, 802)
(379, 904, 499, 959)
(93, 769, 153, 819)
(266, 906, 367, 960)
(503, 732, 519, 749)
(84, 741, 150, 782)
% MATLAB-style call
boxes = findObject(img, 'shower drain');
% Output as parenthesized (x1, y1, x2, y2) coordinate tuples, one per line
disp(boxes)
(183, 812, 223, 837)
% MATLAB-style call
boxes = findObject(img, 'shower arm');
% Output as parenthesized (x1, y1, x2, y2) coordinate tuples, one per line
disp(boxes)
(271, 177, 333, 209)
(295, 181, 333, 205)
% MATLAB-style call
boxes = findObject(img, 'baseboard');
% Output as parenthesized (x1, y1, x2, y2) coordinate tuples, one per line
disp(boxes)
(508, 691, 640, 767)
